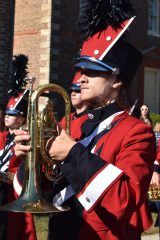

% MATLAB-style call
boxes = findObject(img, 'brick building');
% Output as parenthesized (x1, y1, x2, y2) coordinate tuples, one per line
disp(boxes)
(131, 1, 160, 113)
(13, 0, 79, 89)
(0, 0, 160, 114)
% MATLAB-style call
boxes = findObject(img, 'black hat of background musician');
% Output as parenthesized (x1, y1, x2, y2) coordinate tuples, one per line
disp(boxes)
(74, 0, 143, 85)
(70, 83, 81, 93)
(5, 54, 29, 117)
(5, 89, 29, 117)
(70, 72, 81, 93)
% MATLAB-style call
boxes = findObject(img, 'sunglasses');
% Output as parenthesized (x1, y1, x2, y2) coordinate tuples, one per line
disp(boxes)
(70, 89, 81, 93)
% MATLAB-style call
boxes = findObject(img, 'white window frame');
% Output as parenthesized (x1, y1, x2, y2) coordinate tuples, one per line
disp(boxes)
(148, 0, 160, 36)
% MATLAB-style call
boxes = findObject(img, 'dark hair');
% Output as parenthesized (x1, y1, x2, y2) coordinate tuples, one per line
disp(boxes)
(118, 85, 133, 110)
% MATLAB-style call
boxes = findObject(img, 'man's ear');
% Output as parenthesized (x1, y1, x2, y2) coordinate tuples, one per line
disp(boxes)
(112, 81, 123, 89)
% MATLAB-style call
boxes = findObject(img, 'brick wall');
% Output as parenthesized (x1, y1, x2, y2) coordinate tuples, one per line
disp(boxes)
(50, 0, 79, 89)
(14, 0, 79, 89)
(13, 0, 79, 118)
(14, 0, 53, 88)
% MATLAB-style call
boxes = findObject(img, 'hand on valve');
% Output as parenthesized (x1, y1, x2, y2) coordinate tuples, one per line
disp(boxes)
(46, 126, 76, 161)
(14, 127, 76, 161)
(14, 129, 31, 158)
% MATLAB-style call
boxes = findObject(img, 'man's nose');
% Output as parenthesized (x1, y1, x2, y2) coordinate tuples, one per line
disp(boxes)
(79, 74, 88, 84)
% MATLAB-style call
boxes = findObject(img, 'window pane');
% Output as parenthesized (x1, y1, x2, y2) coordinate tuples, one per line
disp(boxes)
(148, 0, 159, 33)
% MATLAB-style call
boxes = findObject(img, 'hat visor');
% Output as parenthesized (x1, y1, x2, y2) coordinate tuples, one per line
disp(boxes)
(70, 84, 81, 91)
(75, 56, 114, 72)
(5, 109, 23, 116)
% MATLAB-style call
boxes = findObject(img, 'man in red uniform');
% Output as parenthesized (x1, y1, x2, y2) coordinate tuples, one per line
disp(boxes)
(14, 1, 156, 240)
(0, 54, 37, 240)
(70, 81, 88, 115)
(0, 90, 37, 240)
(0, 91, 26, 240)
(60, 74, 89, 139)
(45, 1, 156, 239)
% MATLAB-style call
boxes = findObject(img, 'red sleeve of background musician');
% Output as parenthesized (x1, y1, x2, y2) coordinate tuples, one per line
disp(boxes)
(59, 113, 88, 140)
(59, 113, 75, 130)
(59, 116, 66, 129)
(0, 131, 8, 150)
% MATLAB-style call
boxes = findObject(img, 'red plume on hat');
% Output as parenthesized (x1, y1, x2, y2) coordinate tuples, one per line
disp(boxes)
(6, 54, 29, 117)
(75, 0, 142, 84)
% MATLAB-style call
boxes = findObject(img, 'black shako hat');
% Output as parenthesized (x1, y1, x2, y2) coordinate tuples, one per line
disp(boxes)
(75, 39, 143, 85)
(74, 0, 142, 85)
(5, 89, 29, 117)
(5, 54, 29, 117)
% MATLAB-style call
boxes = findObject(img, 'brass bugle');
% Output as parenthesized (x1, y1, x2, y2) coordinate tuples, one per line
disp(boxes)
(0, 83, 71, 213)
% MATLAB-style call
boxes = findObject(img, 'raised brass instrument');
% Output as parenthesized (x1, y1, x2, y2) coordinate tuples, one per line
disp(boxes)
(0, 83, 71, 213)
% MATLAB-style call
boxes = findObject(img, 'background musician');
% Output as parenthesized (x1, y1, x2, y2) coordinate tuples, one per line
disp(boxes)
(0, 54, 36, 240)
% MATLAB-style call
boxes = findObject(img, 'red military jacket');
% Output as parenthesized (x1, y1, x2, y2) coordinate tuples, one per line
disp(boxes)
(0, 131, 21, 173)
(51, 103, 156, 240)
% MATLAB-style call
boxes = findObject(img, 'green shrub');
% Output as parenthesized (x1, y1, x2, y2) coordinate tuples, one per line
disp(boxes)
(150, 112, 160, 127)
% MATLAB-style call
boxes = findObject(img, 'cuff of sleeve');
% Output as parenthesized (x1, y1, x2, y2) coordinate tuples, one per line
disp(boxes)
(62, 143, 107, 194)
(65, 142, 82, 162)
(77, 164, 124, 212)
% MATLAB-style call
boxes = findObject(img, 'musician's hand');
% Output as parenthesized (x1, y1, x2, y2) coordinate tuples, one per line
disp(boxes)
(46, 127, 76, 161)
(150, 171, 160, 186)
(14, 129, 31, 157)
